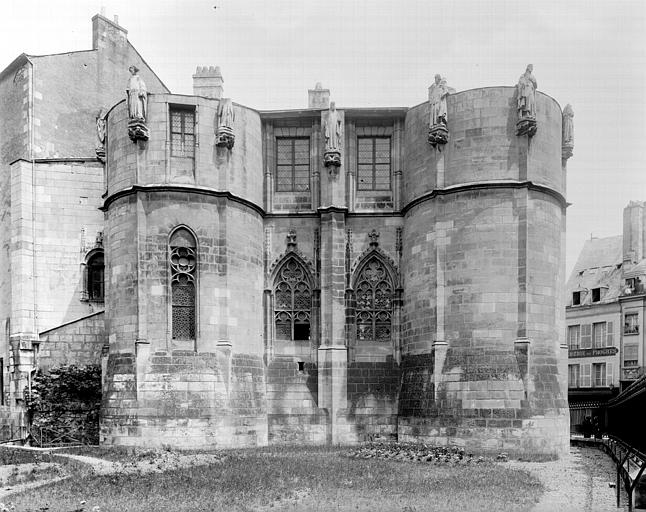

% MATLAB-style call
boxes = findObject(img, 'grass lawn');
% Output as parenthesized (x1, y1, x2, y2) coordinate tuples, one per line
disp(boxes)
(5, 446, 543, 512)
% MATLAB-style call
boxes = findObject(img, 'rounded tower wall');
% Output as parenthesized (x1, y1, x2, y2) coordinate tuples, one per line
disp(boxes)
(102, 94, 267, 448)
(400, 86, 568, 456)
(106, 95, 263, 204)
(403, 88, 565, 203)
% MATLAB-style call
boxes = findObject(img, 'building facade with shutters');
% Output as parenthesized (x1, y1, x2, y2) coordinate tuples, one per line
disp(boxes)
(1, 15, 571, 455)
(566, 201, 646, 433)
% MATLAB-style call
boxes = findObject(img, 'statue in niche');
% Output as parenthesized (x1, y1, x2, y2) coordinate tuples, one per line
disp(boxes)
(427, 74, 452, 149)
(216, 98, 235, 149)
(95, 108, 107, 162)
(515, 64, 537, 137)
(126, 65, 149, 142)
(562, 104, 574, 159)
(126, 66, 147, 120)
(324, 101, 342, 168)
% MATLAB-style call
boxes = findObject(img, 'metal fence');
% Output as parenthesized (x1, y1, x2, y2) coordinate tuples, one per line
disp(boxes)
(606, 374, 646, 454)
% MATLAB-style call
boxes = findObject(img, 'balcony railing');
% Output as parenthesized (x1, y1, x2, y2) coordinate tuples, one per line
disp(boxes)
(622, 367, 644, 381)
(621, 283, 646, 297)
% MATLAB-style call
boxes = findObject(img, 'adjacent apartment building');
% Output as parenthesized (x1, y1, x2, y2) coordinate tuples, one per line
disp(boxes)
(566, 201, 646, 432)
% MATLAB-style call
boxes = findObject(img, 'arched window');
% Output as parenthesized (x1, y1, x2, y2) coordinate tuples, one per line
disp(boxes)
(274, 258, 311, 341)
(170, 228, 197, 341)
(86, 251, 104, 302)
(355, 257, 393, 342)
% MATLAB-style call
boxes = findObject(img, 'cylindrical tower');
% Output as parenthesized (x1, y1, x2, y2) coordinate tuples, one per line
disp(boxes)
(399, 87, 568, 456)
(101, 93, 267, 447)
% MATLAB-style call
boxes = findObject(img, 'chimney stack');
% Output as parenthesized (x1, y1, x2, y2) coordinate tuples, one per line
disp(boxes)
(308, 82, 330, 109)
(193, 66, 224, 100)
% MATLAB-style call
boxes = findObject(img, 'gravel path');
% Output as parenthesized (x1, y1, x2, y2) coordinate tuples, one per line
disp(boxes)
(507, 445, 628, 511)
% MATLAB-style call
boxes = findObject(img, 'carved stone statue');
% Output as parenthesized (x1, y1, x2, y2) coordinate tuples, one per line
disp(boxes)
(95, 108, 107, 162)
(126, 65, 149, 142)
(517, 64, 537, 119)
(216, 98, 235, 149)
(325, 102, 342, 152)
(324, 101, 342, 168)
(515, 64, 538, 137)
(126, 65, 147, 120)
(427, 75, 452, 149)
(562, 104, 574, 159)
(563, 104, 574, 145)
(428, 74, 450, 127)
(96, 109, 106, 145)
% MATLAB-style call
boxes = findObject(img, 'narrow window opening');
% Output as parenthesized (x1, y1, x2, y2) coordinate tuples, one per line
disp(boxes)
(572, 291, 581, 305)
(86, 251, 105, 302)
(591, 288, 601, 302)
(170, 105, 196, 158)
(297, 361, 305, 373)
(170, 228, 197, 341)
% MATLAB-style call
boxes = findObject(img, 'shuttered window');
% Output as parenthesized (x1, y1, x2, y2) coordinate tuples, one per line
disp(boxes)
(581, 363, 591, 387)
(581, 324, 592, 349)
(567, 325, 580, 349)
(593, 322, 606, 348)
(624, 344, 639, 367)
(568, 364, 580, 388)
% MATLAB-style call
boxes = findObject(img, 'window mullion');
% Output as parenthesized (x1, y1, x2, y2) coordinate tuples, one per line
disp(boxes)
(372, 139, 377, 189)
(292, 139, 296, 190)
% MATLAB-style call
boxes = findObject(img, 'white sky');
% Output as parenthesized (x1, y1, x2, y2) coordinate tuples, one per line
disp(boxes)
(2, 0, 645, 275)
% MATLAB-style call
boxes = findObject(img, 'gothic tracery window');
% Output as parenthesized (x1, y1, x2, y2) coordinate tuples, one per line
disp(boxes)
(170, 228, 197, 340)
(274, 259, 311, 341)
(356, 258, 393, 342)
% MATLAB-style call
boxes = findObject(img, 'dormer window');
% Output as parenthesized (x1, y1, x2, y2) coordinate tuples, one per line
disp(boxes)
(572, 291, 581, 305)
(591, 288, 601, 302)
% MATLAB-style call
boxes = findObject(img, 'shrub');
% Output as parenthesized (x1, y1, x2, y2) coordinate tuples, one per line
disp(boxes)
(26, 365, 101, 445)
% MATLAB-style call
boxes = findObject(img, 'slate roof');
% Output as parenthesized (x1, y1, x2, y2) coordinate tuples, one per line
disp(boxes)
(566, 236, 623, 306)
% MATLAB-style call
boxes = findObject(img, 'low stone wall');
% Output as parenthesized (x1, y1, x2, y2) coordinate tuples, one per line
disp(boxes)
(38, 312, 106, 371)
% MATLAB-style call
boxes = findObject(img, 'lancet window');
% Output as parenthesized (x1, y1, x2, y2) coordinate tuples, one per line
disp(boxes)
(170, 228, 197, 340)
(355, 257, 394, 342)
(87, 252, 105, 302)
(274, 258, 311, 341)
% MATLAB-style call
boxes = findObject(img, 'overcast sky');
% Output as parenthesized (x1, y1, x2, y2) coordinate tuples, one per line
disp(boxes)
(2, 0, 645, 275)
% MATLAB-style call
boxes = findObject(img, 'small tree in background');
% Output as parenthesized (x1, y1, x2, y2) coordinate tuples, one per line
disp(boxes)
(26, 365, 101, 445)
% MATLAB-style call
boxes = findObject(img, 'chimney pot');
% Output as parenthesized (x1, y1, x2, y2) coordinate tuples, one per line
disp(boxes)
(308, 82, 330, 109)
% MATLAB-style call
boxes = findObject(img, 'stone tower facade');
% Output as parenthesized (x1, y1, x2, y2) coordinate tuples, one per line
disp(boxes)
(100, 83, 569, 454)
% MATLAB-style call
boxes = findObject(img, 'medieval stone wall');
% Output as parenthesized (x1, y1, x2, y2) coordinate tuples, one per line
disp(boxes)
(100, 85, 568, 454)
(38, 312, 106, 371)
(398, 88, 568, 455)
(102, 97, 267, 447)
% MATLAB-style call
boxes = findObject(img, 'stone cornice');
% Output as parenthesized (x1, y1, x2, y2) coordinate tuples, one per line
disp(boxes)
(401, 180, 567, 215)
(101, 184, 265, 216)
